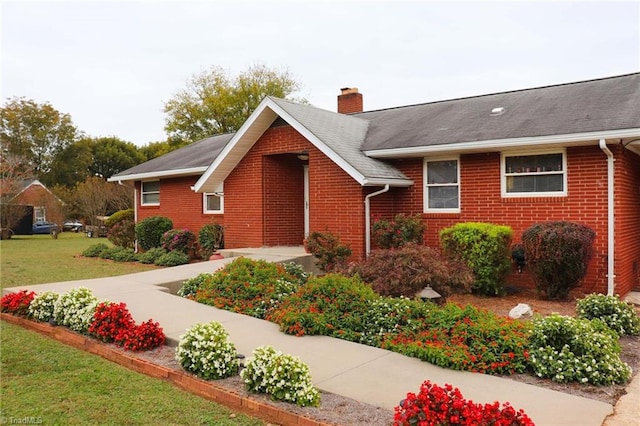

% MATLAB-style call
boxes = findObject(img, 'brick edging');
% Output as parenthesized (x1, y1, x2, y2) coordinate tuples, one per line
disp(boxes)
(1, 313, 333, 426)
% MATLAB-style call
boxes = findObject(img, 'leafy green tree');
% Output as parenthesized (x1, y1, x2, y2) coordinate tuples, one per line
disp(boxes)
(164, 64, 304, 142)
(87, 137, 145, 179)
(0, 97, 78, 180)
(46, 139, 92, 187)
(139, 137, 189, 161)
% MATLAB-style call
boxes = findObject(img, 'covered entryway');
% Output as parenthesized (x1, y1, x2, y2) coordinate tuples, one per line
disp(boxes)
(263, 153, 308, 246)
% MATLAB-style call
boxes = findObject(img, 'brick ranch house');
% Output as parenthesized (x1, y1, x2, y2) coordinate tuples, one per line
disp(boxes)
(110, 73, 640, 297)
(0, 179, 64, 234)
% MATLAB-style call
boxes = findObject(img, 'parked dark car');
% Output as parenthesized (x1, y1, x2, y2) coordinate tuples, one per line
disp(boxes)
(63, 220, 83, 232)
(32, 222, 58, 234)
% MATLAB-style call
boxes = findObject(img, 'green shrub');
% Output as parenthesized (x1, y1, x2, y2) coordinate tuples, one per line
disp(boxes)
(303, 231, 352, 273)
(135, 216, 173, 250)
(372, 213, 425, 249)
(106, 209, 135, 249)
(178, 273, 212, 298)
(522, 221, 595, 300)
(281, 262, 310, 285)
(161, 228, 196, 257)
(194, 258, 300, 319)
(349, 244, 473, 298)
(241, 345, 320, 407)
(345, 296, 433, 347)
(52, 287, 100, 333)
(175, 321, 238, 380)
(138, 247, 166, 264)
(28, 291, 60, 322)
(99, 246, 136, 262)
(528, 314, 631, 385)
(82, 243, 109, 257)
(198, 223, 224, 258)
(576, 294, 640, 336)
(382, 303, 531, 375)
(267, 274, 378, 337)
(439, 222, 513, 296)
(154, 251, 189, 267)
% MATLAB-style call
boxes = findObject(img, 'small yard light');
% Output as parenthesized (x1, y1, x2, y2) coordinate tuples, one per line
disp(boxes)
(236, 354, 246, 372)
(418, 286, 442, 304)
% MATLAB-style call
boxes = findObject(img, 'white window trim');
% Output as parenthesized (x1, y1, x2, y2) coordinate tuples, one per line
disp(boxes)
(203, 182, 224, 214)
(501, 149, 567, 198)
(424, 156, 461, 213)
(141, 180, 160, 206)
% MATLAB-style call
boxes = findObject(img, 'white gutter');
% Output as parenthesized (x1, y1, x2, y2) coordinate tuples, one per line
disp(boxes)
(599, 139, 615, 295)
(365, 128, 640, 159)
(107, 167, 208, 183)
(364, 185, 390, 256)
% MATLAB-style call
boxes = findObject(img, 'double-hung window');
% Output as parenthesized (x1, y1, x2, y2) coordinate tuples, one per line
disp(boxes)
(424, 158, 460, 212)
(203, 182, 224, 214)
(141, 181, 160, 206)
(502, 151, 566, 196)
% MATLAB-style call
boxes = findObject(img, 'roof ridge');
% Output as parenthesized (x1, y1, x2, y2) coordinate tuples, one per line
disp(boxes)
(355, 72, 640, 115)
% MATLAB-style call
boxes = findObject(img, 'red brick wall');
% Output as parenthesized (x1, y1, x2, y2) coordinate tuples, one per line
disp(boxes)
(388, 146, 611, 294)
(136, 177, 224, 234)
(614, 146, 640, 294)
(15, 184, 64, 224)
(223, 124, 369, 258)
(263, 154, 305, 246)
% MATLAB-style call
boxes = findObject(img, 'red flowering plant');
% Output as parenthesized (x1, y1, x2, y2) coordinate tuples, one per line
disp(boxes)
(1, 290, 36, 317)
(88, 301, 165, 351)
(394, 380, 534, 426)
(382, 303, 531, 375)
(122, 319, 165, 351)
(88, 302, 135, 344)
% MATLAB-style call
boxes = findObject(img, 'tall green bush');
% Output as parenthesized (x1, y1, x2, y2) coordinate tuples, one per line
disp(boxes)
(439, 222, 513, 296)
(105, 209, 135, 249)
(521, 221, 595, 300)
(198, 223, 224, 258)
(135, 216, 173, 251)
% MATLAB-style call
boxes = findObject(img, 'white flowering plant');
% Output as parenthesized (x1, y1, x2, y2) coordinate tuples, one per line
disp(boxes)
(28, 291, 60, 322)
(241, 345, 320, 407)
(53, 287, 100, 333)
(576, 293, 640, 336)
(528, 314, 631, 385)
(175, 321, 238, 380)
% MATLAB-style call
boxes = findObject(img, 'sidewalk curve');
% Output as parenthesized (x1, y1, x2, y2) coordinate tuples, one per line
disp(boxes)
(5, 253, 616, 426)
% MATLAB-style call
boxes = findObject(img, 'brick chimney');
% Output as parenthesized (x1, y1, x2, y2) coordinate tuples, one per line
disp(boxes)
(337, 87, 363, 114)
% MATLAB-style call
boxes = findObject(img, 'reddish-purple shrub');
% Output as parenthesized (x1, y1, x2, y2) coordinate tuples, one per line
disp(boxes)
(521, 221, 595, 300)
(349, 244, 473, 297)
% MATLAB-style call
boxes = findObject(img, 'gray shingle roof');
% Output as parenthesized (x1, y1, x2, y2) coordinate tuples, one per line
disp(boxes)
(110, 133, 233, 179)
(268, 97, 411, 183)
(358, 73, 640, 152)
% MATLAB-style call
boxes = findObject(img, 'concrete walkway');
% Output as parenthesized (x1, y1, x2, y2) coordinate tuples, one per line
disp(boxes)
(4, 248, 622, 426)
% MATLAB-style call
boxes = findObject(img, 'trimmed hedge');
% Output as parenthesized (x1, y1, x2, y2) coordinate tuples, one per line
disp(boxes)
(135, 216, 173, 250)
(440, 222, 513, 296)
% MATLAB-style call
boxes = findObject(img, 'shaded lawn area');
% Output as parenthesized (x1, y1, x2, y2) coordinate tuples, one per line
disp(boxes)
(0, 233, 158, 290)
(0, 321, 263, 425)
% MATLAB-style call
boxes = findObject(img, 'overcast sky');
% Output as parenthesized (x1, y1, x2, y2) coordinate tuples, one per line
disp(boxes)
(2, 1, 638, 146)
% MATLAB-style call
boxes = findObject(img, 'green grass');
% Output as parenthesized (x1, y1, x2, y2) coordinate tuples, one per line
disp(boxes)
(0, 233, 157, 290)
(0, 322, 263, 425)
(0, 233, 264, 425)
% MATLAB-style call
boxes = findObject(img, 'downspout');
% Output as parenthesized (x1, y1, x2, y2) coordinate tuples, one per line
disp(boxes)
(599, 139, 615, 295)
(364, 185, 390, 256)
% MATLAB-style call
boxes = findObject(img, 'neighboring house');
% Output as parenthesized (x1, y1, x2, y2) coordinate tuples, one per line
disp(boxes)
(110, 73, 640, 297)
(0, 179, 64, 233)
